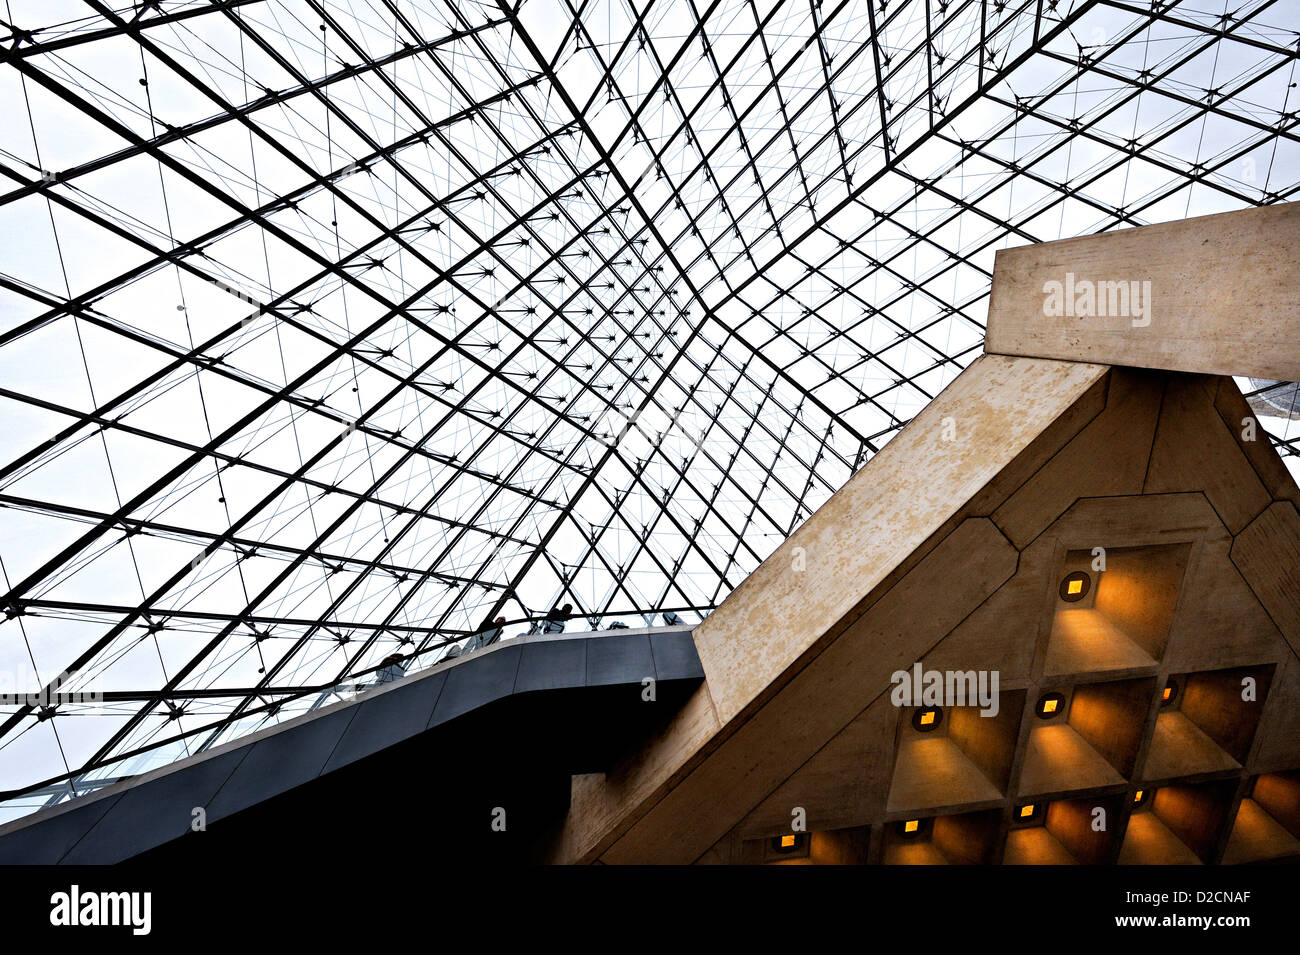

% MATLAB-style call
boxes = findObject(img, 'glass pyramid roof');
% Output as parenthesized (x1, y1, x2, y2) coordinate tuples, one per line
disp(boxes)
(0, 0, 1297, 816)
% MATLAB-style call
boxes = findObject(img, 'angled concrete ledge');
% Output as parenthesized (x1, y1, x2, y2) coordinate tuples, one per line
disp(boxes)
(985, 202, 1300, 381)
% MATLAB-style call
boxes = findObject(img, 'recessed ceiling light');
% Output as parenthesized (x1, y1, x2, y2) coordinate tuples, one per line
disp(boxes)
(897, 818, 925, 838)
(1036, 691, 1066, 719)
(1059, 571, 1092, 602)
(770, 833, 805, 854)
(912, 706, 943, 732)
(1015, 803, 1044, 824)
(1162, 680, 1179, 705)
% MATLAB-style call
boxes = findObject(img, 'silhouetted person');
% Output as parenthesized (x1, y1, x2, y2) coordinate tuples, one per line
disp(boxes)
(375, 653, 407, 683)
(541, 603, 573, 634)
(469, 616, 507, 652)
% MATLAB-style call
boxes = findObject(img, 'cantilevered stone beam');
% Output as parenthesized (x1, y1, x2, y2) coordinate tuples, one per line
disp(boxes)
(985, 202, 1300, 381)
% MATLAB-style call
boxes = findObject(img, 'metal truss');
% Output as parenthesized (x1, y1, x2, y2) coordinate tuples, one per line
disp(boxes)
(0, 0, 1296, 815)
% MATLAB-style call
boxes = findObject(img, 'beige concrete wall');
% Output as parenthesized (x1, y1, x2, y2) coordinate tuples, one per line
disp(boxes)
(548, 354, 1109, 862)
(692, 354, 1110, 728)
(984, 202, 1300, 380)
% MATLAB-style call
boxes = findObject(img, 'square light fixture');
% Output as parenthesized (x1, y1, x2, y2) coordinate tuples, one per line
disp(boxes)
(1036, 691, 1066, 719)
(769, 833, 807, 855)
(1015, 802, 1044, 825)
(911, 706, 943, 732)
(1059, 570, 1092, 603)
(897, 818, 926, 839)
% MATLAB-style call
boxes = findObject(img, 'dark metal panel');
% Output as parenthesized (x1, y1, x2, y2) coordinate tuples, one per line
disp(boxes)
(0, 793, 123, 865)
(585, 633, 655, 687)
(322, 672, 447, 773)
(649, 629, 704, 681)
(204, 707, 359, 824)
(60, 749, 248, 864)
(428, 644, 523, 727)
(515, 638, 588, 693)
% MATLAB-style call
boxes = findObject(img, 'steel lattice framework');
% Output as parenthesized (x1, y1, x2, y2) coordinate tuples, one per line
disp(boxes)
(0, 0, 1297, 817)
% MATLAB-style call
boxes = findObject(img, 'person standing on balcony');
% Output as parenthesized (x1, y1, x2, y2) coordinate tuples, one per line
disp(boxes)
(540, 603, 573, 634)
(468, 616, 507, 652)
